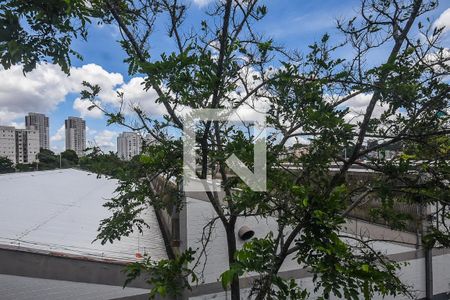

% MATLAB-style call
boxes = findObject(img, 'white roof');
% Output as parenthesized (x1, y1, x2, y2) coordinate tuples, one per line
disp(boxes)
(0, 274, 148, 300)
(0, 169, 167, 261)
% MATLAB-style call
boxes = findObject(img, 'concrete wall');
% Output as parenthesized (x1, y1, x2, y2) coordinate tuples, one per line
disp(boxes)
(187, 251, 450, 300)
(0, 245, 148, 289)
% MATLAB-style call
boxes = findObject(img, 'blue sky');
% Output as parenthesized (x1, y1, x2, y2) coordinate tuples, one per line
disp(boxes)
(0, 0, 448, 153)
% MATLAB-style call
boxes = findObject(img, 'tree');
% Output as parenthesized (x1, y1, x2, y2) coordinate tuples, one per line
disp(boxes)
(2, 0, 450, 299)
(79, 146, 128, 177)
(37, 149, 59, 170)
(0, 0, 92, 73)
(15, 163, 37, 172)
(0, 156, 14, 173)
(61, 149, 79, 167)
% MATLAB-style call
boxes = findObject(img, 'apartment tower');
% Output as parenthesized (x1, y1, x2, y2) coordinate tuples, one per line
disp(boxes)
(65, 117, 86, 157)
(0, 126, 16, 163)
(117, 132, 142, 161)
(0, 126, 39, 164)
(25, 112, 49, 150)
(15, 128, 39, 164)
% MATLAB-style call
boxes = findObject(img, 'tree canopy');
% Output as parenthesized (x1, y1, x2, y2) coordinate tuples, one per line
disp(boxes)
(37, 149, 59, 170)
(0, 156, 14, 173)
(0, 0, 94, 73)
(61, 149, 79, 166)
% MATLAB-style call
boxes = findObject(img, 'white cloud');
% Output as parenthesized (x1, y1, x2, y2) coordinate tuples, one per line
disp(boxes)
(0, 63, 165, 127)
(434, 8, 450, 34)
(424, 48, 450, 78)
(334, 93, 387, 124)
(114, 77, 165, 116)
(193, 0, 214, 7)
(51, 125, 65, 142)
(50, 143, 64, 154)
(0, 109, 26, 125)
(88, 130, 119, 152)
(0, 63, 123, 124)
(86, 126, 97, 136)
(73, 97, 103, 119)
(9, 121, 25, 129)
(70, 64, 124, 103)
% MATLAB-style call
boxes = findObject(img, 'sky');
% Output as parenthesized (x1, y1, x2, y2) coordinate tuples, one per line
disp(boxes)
(0, 0, 449, 153)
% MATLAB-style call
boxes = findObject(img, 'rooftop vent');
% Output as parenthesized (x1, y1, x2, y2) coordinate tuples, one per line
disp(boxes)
(238, 225, 255, 240)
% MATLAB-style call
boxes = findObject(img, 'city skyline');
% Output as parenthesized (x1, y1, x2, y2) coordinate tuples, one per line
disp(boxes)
(1, 111, 144, 158)
(1, 112, 90, 154)
(0, 111, 109, 154)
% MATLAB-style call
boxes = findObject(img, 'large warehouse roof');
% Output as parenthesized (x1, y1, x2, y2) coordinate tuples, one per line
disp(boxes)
(0, 169, 167, 262)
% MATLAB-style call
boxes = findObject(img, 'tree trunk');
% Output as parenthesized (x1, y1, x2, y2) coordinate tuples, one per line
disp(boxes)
(225, 224, 240, 300)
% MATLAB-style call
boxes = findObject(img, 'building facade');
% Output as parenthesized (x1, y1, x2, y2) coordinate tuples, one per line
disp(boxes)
(117, 132, 142, 161)
(0, 126, 39, 164)
(25, 112, 49, 150)
(0, 126, 16, 163)
(15, 128, 39, 164)
(65, 117, 86, 157)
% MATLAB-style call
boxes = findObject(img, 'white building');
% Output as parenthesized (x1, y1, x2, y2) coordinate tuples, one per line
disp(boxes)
(65, 117, 86, 157)
(15, 128, 39, 164)
(117, 132, 142, 160)
(0, 126, 39, 164)
(0, 126, 16, 163)
(25, 112, 49, 150)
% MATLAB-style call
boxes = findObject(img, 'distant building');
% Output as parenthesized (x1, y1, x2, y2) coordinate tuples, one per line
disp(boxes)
(366, 139, 403, 160)
(15, 128, 39, 164)
(291, 144, 309, 158)
(279, 144, 309, 161)
(65, 117, 86, 157)
(117, 132, 142, 160)
(0, 126, 39, 164)
(25, 113, 49, 150)
(0, 126, 16, 163)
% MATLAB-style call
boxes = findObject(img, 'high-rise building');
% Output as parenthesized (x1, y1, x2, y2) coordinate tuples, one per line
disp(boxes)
(117, 132, 142, 161)
(25, 113, 49, 150)
(65, 117, 86, 157)
(0, 126, 16, 163)
(15, 128, 39, 164)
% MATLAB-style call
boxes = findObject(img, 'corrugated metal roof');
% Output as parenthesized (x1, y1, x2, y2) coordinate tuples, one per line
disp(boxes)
(0, 169, 167, 261)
